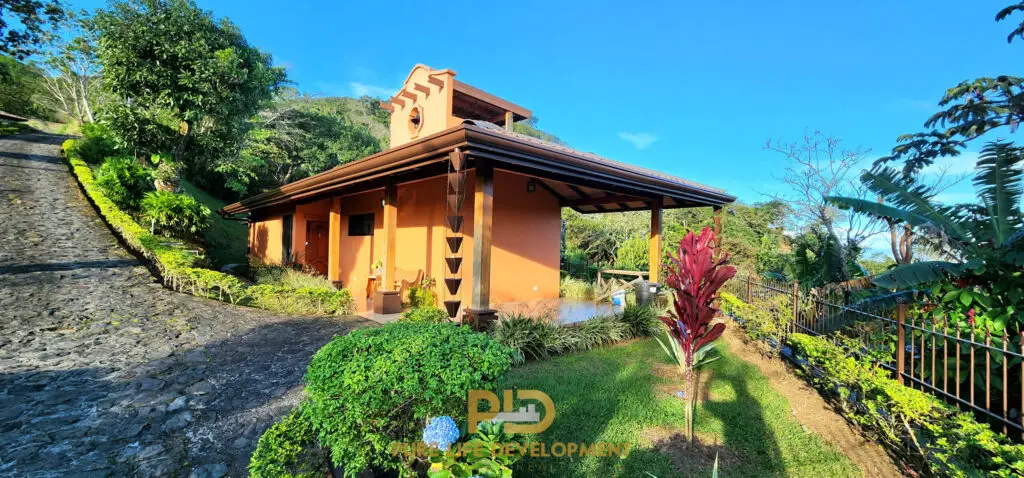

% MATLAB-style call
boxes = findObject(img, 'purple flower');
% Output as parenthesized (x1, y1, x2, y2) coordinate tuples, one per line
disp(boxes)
(422, 416, 460, 451)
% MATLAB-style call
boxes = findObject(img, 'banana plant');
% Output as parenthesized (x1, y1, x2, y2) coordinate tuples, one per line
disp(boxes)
(827, 141, 1024, 332)
(657, 226, 736, 445)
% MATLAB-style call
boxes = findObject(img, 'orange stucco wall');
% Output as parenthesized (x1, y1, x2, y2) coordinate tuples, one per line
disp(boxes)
(247, 169, 561, 307)
(250, 216, 284, 264)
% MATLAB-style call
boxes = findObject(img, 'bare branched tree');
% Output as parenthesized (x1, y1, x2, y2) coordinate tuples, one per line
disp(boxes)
(39, 14, 99, 124)
(765, 131, 883, 281)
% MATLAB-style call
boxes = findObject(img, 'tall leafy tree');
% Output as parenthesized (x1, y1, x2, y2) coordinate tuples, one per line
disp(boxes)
(0, 0, 64, 60)
(90, 0, 285, 166)
(0, 54, 48, 117)
(878, 3, 1024, 175)
(217, 95, 382, 196)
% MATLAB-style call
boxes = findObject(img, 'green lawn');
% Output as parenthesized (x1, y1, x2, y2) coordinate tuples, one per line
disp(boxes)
(181, 179, 248, 267)
(506, 338, 859, 477)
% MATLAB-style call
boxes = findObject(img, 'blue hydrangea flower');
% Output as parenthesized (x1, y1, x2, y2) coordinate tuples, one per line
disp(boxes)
(675, 391, 686, 400)
(422, 416, 460, 451)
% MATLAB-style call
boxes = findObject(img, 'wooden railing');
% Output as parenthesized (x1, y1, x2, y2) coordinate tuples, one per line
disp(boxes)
(726, 275, 1024, 439)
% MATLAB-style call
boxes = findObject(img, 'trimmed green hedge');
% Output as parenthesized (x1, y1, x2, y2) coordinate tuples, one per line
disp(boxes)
(788, 333, 1024, 477)
(64, 138, 353, 313)
(249, 406, 328, 478)
(304, 322, 514, 474)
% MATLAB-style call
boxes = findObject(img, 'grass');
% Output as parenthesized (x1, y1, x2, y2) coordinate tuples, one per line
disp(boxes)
(506, 338, 860, 477)
(180, 179, 248, 267)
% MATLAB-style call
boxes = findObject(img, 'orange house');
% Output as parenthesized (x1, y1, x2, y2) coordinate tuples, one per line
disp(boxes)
(219, 65, 734, 321)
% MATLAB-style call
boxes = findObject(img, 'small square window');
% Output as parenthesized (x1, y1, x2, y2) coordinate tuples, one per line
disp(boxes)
(348, 213, 374, 236)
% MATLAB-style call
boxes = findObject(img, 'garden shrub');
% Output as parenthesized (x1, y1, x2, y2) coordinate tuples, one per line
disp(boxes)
(70, 122, 120, 164)
(253, 262, 335, 290)
(619, 304, 662, 337)
(406, 285, 436, 308)
(787, 333, 1024, 477)
(489, 309, 654, 364)
(304, 322, 514, 475)
(559, 276, 595, 300)
(140, 190, 211, 240)
(247, 284, 354, 315)
(95, 155, 153, 210)
(399, 306, 449, 323)
(249, 406, 328, 478)
(721, 291, 791, 352)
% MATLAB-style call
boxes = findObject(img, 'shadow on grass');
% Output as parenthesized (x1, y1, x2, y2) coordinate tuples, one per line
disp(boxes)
(506, 338, 857, 477)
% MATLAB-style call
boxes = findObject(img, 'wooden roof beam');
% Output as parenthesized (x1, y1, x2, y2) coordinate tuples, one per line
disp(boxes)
(566, 184, 606, 212)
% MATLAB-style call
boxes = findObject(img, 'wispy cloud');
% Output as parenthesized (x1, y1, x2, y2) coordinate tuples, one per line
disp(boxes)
(350, 82, 394, 98)
(618, 132, 658, 150)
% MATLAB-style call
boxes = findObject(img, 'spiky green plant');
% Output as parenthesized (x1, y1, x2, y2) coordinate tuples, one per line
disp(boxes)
(828, 140, 1024, 331)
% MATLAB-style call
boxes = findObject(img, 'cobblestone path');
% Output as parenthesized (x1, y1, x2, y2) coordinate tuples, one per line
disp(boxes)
(0, 133, 371, 477)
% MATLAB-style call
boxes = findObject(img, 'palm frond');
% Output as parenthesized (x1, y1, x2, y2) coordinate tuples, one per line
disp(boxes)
(826, 196, 933, 227)
(871, 261, 968, 289)
(973, 141, 1024, 245)
(860, 166, 972, 245)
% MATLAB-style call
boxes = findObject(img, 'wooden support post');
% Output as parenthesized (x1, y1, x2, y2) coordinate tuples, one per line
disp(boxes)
(896, 304, 907, 384)
(328, 197, 342, 286)
(471, 159, 494, 310)
(504, 111, 514, 131)
(382, 180, 398, 291)
(649, 196, 663, 283)
(713, 206, 723, 260)
(746, 275, 752, 302)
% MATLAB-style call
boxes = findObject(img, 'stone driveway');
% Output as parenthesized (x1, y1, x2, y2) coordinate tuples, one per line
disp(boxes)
(0, 133, 371, 477)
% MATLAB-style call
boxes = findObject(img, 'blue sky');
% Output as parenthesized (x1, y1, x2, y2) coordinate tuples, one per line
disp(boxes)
(71, 0, 1012, 206)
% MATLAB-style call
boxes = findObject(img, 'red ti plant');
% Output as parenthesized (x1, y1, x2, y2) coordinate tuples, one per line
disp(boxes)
(656, 226, 736, 445)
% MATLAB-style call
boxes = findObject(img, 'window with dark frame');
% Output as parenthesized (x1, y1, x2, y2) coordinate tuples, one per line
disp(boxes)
(282, 214, 293, 263)
(348, 213, 374, 236)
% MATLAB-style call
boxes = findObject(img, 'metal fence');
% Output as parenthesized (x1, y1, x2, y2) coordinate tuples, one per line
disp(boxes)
(725, 275, 1024, 439)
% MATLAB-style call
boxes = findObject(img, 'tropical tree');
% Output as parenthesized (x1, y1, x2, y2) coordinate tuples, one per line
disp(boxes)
(217, 96, 382, 196)
(877, 2, 1024, 175)
(828, 141, 1024, 332)
(90, 0, 285, 166)
(0, 0, 65, 60)
(0, 54, 49, 118)
(656, 226, 736, 445)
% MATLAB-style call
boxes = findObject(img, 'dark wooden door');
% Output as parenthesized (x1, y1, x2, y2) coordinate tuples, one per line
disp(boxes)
(305, 221, 329, 276)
